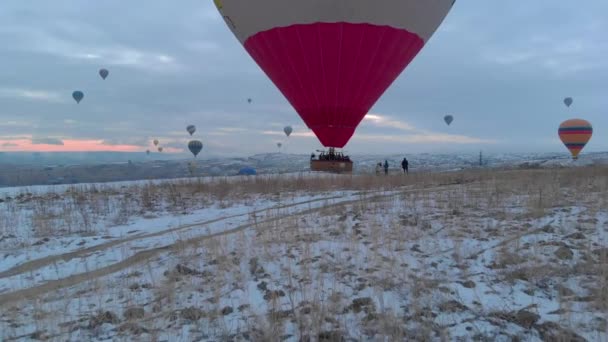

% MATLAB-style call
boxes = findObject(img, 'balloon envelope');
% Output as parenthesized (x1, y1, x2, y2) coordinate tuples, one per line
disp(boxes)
(188, 140, 203, 157)
(72, 91, 84, 103)
(99, 68, 109, 80)
(284, 126, 293, 137)
(216, 0, 455, 147)
(444, 115, 454, 126)
(153, 140, 159, 146)
(564, 97, 573, 108)
(146, 150, 150, 155)
(158, 147, 163, 152)
(558, 119, 592, 159)
(277, 142, 282, 148)
(187, 125, 196, 136)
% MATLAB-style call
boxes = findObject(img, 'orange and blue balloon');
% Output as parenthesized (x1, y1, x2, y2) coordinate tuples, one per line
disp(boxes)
(558, 119, 592, 159)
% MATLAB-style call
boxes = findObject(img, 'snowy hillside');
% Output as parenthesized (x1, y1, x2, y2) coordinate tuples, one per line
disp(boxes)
(1, 168, 607, 341)
(1, 151, 607, 188)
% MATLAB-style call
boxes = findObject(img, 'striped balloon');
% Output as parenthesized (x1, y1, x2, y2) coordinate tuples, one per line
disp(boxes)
(558, 119, 592, 159)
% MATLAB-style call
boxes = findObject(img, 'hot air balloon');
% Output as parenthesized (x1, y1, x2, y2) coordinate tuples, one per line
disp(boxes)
(277, 142, 282, 149)
(153, 139, 159, 146)
(158, 147, 163, 152)
(146, 150, 150, 155)
(558, 119, 592, 160)
(215, 0, 455, 148)
(188, 140, 203, 157)
(284, 126, 293, 137)
(99, 68, 109, 80)
(444, 115, 454, 126)
(247, 98, 252, 104)
(72, 91, 84, 104)
(186, 125, 196, 136)
(564, 97, 573, 108)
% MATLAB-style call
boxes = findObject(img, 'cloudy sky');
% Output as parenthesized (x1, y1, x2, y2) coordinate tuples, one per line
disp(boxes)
(0, 1, 606, 156)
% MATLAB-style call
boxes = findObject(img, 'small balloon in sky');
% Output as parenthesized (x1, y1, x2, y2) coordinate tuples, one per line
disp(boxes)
(187, 125, 196, 136)
(563, 97, 573, 108)
(72, 91, 84, 104)
(99, 68, 109, 80)
(284, 126, 293, 137)
(188, 140, 203, 157)
(444, 115, 454, 126)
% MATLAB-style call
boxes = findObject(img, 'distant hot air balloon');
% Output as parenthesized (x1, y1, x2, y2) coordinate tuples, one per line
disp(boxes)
(284, 126, 293, 137)
(247, 98, 252, 104)
(146, 150, 150, 155)
(72, 91, 84, 104)
(153, 139, 159, 146)
(186, 125, 196, 136)
(188, 140, 203, 157)
(99, 68, 109, 80)
(564, 97, 573, 108)
(277, 142, 282, 149)
(444, 115, 454, 126)
(158, 147, 163, 152)
(215, 0, 456, 148)
(558, 119, 592, 160)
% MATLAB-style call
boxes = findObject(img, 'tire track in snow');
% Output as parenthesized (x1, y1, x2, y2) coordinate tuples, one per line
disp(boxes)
(0, 191, 386, 304)
(0, 184, 459, 305)
(0, 194, 349, 279)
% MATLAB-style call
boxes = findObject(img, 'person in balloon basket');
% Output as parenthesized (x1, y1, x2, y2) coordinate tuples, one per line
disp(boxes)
(401, 157, 409, 174)
(383, 160, 389, 175)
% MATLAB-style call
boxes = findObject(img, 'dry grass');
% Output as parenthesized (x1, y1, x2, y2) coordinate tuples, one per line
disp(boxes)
(1, 166, 608, 341)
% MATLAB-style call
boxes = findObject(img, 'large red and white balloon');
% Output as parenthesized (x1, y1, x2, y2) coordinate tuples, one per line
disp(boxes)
(215, 0, 455, 148)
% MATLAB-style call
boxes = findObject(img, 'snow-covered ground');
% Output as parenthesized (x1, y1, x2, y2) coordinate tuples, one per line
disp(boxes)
(1, 168, 607, 341)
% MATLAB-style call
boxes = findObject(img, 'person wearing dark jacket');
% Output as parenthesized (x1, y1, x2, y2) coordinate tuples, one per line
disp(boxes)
(383, 160, 389, 175)
(401, 157, 409, 174)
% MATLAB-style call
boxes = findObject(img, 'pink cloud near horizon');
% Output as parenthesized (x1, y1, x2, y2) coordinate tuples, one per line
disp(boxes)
(0, 139, 145, 152)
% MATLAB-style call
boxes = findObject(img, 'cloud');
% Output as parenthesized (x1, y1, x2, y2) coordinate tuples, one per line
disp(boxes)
(0, 1, 607, 155)
(355, 133, 497, 145)
(261, 130, 316, 138)
(31, 137, 64, 145)
(1, 142, 18, 147)
(356, 113, 498, 145)
(0, 88, 64, 103)
(363, 114, 416, 131)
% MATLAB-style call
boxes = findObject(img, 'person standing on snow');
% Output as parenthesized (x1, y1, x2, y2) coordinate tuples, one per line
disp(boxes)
(383, 160, 389, 175)
(401, 157, 409, 174)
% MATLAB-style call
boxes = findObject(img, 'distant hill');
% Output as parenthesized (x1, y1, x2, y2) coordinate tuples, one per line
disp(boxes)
(0, 151, 607, 187)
